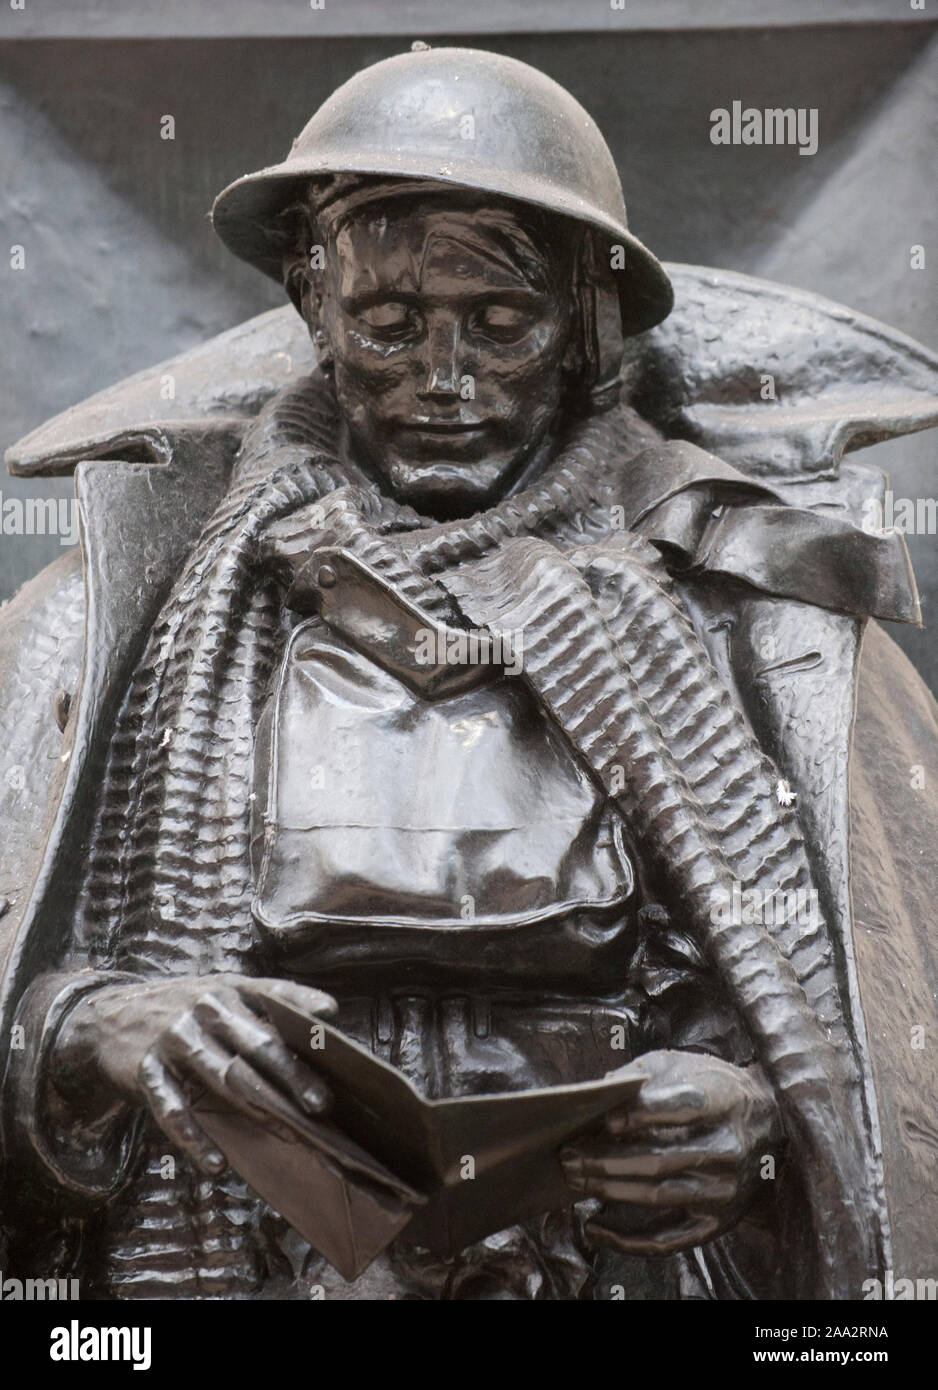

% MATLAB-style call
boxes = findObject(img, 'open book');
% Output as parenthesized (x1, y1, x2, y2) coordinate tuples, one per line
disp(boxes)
(193, 995, 646, 1281)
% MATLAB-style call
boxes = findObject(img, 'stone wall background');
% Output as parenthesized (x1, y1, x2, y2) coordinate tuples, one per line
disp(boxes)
(1, 8, 936, 684)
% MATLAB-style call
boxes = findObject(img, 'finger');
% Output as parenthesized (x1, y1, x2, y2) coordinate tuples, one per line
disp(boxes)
(162, 1017, 312, 1139)
(138, 1048, 227, 1177)
(222, 1056, 323, 1139)
(564, 1171, 737, 1206)
(239, 977, 339, 1022)
(561, 1131, 744, 1178)
(586, 1211, 720, 1257)
(605, 1081, 718, 1135)
(160, 1011, 290, 1126)
(192, 991, 330, 1114)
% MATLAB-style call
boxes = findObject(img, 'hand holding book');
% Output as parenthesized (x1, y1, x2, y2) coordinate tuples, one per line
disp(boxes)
(193, 990, 650, 1279)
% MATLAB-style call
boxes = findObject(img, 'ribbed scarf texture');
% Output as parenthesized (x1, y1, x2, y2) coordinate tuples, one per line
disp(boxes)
(74, 370, 878, 1299)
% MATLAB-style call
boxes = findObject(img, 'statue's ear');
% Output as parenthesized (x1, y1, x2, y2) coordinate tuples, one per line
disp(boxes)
(281, 245, 309, 317)
(572, 230, 624, 411)
(625, 264, 938, 480)
(281, 209, 334, 370)
(590, 272, 626, 410)
(278, 199, 318, 319)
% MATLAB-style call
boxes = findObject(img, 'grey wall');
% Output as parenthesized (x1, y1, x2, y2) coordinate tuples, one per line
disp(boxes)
(0, 1, 930, 38)
(1, 17, 936, 684)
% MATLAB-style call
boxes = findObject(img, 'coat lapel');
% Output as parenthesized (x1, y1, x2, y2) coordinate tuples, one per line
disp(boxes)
(0, 436, 230, 1087)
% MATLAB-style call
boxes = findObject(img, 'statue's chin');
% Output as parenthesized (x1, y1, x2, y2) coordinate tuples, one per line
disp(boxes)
(379, 457, 519, 520)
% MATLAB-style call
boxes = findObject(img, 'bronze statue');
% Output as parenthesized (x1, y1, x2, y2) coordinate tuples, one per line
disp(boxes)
(2, 47, 938, 1301)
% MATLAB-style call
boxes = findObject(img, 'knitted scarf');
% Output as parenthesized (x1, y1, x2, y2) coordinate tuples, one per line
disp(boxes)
(74, 369, 880, 1299)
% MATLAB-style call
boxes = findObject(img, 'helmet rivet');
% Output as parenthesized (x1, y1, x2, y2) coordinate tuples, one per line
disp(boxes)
(411, 41, 430, 52)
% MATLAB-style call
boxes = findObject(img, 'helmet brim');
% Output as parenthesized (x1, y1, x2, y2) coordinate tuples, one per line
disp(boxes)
(211, 158, 674, 338)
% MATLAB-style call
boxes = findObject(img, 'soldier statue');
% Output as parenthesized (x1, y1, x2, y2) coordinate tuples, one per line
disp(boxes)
(1, 47, 937, 1301)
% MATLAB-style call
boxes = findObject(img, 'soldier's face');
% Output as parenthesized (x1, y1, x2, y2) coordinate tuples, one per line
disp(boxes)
(314, 200, 572, 517)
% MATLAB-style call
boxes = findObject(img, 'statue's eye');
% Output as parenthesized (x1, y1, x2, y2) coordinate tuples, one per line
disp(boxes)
(358, 301, 417, 339)
(471, 303, 532, 343)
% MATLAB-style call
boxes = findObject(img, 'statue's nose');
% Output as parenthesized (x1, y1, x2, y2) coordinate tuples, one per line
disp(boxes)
(416, 317, 461, 402)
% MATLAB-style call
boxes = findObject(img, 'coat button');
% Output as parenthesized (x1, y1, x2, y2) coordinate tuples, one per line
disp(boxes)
(317, 565, 337, 589)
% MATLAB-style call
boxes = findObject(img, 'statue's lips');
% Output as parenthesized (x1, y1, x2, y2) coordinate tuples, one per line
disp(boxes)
(387, 419, 497, 473)
(395, 420, 486, 435)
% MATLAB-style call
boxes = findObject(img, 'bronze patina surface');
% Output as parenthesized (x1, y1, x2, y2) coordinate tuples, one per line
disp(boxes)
(1, 47, 938, 1302)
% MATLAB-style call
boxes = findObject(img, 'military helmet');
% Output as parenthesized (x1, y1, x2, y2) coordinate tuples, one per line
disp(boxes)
(211, 46, 673, 337)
